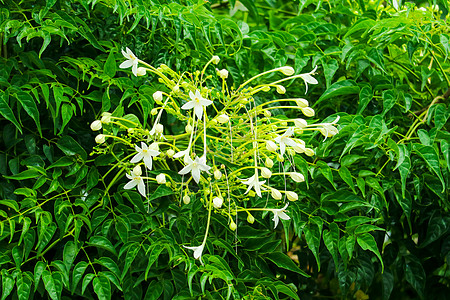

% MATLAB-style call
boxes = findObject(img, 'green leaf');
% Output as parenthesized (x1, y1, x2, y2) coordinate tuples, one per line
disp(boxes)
(0, 92, 22, 134)
(344, 18, 376, 38)
(82, 273, 95, 295)
(357, 86, 373, 114)
(93, 275, 111, 300)
(87, 236, 117, 255)
(34, 261, 46, 291)
(323, 223, 339, 267)
(404, 259, 425, 299)
(381, 90, 396, 116)
(323, 59, 339, 88)
(3, 169, 41, 180)
(42, 270, 59, 300)
(63, 241, 78, 271)
(60, 103, 73, 134)
(367, 48, 386, 73)
(357, 233, 384, 272)
(143, 280, 164, 300)
(147, 185, 175, 202)
(413, 144, 445, 192)
(72, 261, 88, 292)
(338, 166, 356, 193)
(421, 215, 449, 248)
(317, 160, 335, 188)
(16, 272, 32, 300)
(121, 243, 140, 280)
(95, 257, 120, 278)
(303, 224, 321, 271)
(315, 80, 360, 107)
(104, 51, 116, 78)
(1, 272, 14, 300)
(57, 136, 87, 161)
(37, 222, 57, 254)
(15, 92, 41, 136)
(382, 270, 394, 300)
(265, 252, 310, 277)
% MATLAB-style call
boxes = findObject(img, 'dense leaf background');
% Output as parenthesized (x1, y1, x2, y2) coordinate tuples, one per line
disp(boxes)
(0, 0, 449, 299)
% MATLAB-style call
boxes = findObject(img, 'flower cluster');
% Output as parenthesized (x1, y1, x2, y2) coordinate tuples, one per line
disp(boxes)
(91, 48, 339, 262)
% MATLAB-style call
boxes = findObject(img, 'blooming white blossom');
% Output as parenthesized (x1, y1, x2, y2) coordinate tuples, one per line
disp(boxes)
(130, 142, 160, 170)
(318, 116, 340, 139)
(217, 69, 229, 79)
(184, 243, 204, 263)
(156, 173, 166, 184)
(119, 47, 139, 76)
(230, 0, 248, 16)
(271, 203, 290, 228)
(90, 120, 102, 131)
(274, 127, 298, 156)
(178, 155, 211, 184)
(181, 90, 213, 120)
(213, 197, 223, 209)
(242, 170, 266, 198)
(124, 165, 146, 197)
(299, 66, 318, 94)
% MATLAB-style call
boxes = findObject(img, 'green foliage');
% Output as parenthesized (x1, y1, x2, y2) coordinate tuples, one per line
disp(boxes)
(0, 0, 449, 299)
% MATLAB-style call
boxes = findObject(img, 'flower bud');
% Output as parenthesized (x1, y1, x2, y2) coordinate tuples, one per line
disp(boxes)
(214, 169, 222, 180)
(156, 173, 166, 184)
(293, 143, 306, 153)
(133, 165, 142, 176)
(217, 69, 229, 79)
(261, 167, 272, 179)
(279, 66, 295, 76)
(304, 148, 315, 156)
(213, 197, 223, 209)
(183, 195, 191, 205)
(212, 56, 220, 64)
(151, 108, 158, 115)
(217, 114, 229, 124)
(276, 85, 286, 94)
(155, 123, 164, 134)
(173, 85, 180, 93)
(265, 157, 274, 168)
(290, 172, 305, 183)
(293, 118, 307, 129)
(301, 107, 315, 117)
(95, 134, 106, 144)
(286, 191, 298, 201)
(185, 124, 193, 133)
(264, 110, 271, 118)
(295, 98, 309, 108)
(276, 154, 284, 162)
(90, 120, 102, 131)
(261, 86, 270, 92)
(229, 220, 237, 231)
(287, 148, 296, 156)
(153, 91, 163, 104)
(266, 140, 278, 152)
(136, 67, 147, 76)
(166, 149, 175, 158)
(247, 213, 255, 224)
(320, 125, 339, 137)
(271, 188, 282, 200)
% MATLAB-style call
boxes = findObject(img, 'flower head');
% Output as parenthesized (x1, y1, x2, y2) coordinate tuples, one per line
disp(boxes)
(299, 66, 318, 94)
(124, 165, 145, 197)
(130, 142, 160, 170)
(91, 120, 102, 131)
(242, 170, 266, 198)
(271, 203, 290, 228)
(156, 173, 166, 184)
(181, 90, 213, 120)
(178, 155, 211, 184)
(274, 127, 298, 156)
(119, 47, 139, 77)
(184, 243, 205, 263)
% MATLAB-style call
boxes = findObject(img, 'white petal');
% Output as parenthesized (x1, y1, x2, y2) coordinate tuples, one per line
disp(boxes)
(130, 153, 143, 163)
(119, 60, 133, 69)
(278, 211, 291, 221)
(194, 105, 203, 119)
(124, 180, 137, 190)
(272, 214, 280, 228)
(279, 143, 286, 156)
(132, 63, 138, 76)
(143, 156, 153, 170)
(178, 164, 192, 175)
(181, 101, 195, 110)
(200, 99, 213, 106)
(137, 179, 146, 197)
(192, 167, 201, 184)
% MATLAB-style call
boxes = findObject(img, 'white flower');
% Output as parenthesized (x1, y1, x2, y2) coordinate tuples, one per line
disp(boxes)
(290, 172, 305, 183)
(136, 67, 146, 76)
(213, 197, 223, 209)
(271, 188, 282, 200)
(95, 134, 106, 144)
(153, 91, 163, 104)
(279, 66, 295, 76)
(217, 69, 229, 79)
(266, 140, 278, 152)
(173, 149, 190, 163)
(130, 142, 160, 170)
(217, 114, 229, 124)
(178, 155, 211, 184)
(261, 167, 272, 179)
(274, 127, 298, 156)
(318, 116, 340, 139)
(212, 56, 220, 64)
(124, 166, 146, 197)
(183, 195, 191, 204)
(214, 169, 222, 180)
(299, 66, 318, 94)
(156, 173, 166, 184)
(181, 90, 213, 120)
(90, 120, 102, 131)
(242, 170, 266, 198)
(271, 203, 290, 228)
(286, 191, 298, 201)
(119, 47, 139, 77)
(230, 0, 248, 16)
(184, 243, 204, 263)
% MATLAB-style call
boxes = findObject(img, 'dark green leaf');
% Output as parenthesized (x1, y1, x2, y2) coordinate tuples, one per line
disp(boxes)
(93, 275, 111, 300)
(57, 136, 87, 161)
(357, 233, 384, 272)
(266, 252, 310, 277)
(15, 92, 41, 136)
(0, 92, 22, 134)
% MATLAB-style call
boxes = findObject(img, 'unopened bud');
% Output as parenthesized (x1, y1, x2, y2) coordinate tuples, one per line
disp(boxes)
(301, 107, 315, 117)
(151, 108, 158, 115)
(90, 120, 102, 131)
(173, 85, 180, 93)
(265, 157, 274, 168)
(214, 169, 222, 180)
(286, 191, 298, 201)
(183, 195, 191, 205)
(279, 66, 295, 76)
(166, 149, 175, 158)
(217, 114, 229, 124)
(287, 148, 295, 156)
(293, 118, 307, 128)
(212, 56, 220, 64)
(295, 98, 309, 108)
(95, 134, 106, 144)
(155, 124, 164, 134)
(290, 172, 305, 183)
(217, 69, 229, 79)
(304, 148, 315, 156)
(271, 188, 282, 200)
(149, 142, 159, 151)
(261, 167, 272, 179)
(133, 165, 142, 176)
(276, 85, 286, 94)
(185, 124, 193, 133)
(156, 173, 166, 184)
(247, 213, 255, 224)
(153, 91, 163, 104)
(266, 140, 278, 152)
(264, 110, 271, 118)
(261, 86, 270, 92)
(229, 220, 237, 231)
(136, 67, 147, 76)
(213, 197, 223, 209)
